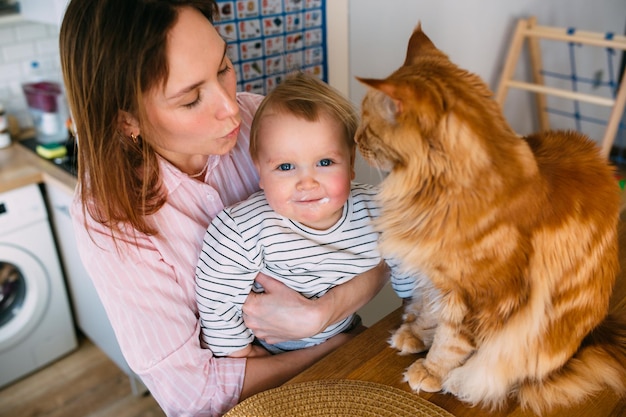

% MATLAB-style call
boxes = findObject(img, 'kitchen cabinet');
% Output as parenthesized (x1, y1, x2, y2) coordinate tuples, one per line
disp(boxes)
(19, 0, 68, 26)
(45, 181, 147, 396)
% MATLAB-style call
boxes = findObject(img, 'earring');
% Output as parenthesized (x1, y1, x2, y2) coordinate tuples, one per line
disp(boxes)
(130, 133, 138, 144)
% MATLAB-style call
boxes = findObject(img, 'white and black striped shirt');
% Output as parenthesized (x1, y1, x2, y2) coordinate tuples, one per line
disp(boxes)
(195, 182, 416, 356)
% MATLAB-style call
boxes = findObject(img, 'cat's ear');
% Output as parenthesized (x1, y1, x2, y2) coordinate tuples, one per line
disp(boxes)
(356, 77, 405, 118)
(404, 22, 438, 65)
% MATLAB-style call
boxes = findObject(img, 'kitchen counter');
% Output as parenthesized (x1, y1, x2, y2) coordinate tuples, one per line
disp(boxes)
(0, 140, 77, 195)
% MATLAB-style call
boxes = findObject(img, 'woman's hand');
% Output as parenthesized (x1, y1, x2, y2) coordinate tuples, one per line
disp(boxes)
(242, 273, 325, 344)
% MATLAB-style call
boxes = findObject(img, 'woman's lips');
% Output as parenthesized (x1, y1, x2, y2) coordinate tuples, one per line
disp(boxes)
(222, 124, 240, 140)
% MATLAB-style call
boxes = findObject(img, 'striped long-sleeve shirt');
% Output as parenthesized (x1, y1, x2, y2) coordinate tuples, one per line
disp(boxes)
(195, 183, 417, 357)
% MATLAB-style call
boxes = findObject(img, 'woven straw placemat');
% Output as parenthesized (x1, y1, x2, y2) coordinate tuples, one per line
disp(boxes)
(224, 379, 454, 417)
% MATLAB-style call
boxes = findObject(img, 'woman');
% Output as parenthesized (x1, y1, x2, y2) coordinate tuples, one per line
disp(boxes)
(59, 1, 388, 416)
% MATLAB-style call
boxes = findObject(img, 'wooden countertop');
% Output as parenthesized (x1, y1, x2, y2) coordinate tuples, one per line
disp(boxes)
(0, 140, 77, 195)
(288, 305, 626, 417)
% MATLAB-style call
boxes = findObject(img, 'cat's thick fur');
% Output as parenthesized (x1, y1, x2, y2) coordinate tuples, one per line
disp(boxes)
(356, 24, 626, 414)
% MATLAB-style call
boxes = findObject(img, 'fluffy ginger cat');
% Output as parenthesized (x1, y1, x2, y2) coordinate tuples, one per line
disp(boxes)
(355, 24, 626, 414)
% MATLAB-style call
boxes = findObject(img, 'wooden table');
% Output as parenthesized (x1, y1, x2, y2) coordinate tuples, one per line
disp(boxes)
(287, 307, 626, 417)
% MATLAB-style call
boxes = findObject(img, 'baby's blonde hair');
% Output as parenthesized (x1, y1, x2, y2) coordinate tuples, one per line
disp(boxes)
(249, 72, 358, 161)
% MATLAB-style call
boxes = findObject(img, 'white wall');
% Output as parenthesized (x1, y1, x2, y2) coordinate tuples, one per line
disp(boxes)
(0, 18, 62, 128)
(349, 0, 626, 104)
(325, 0, 350, 96)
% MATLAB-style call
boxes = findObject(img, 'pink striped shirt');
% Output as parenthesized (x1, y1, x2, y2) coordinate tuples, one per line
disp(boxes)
(71, 93, 264, 416)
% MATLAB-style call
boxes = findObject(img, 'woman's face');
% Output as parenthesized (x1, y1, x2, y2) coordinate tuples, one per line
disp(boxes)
(141, 7, 241, 167)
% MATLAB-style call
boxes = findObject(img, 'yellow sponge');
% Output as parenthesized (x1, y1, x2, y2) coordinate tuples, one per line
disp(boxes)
(36, 143, 67, 159)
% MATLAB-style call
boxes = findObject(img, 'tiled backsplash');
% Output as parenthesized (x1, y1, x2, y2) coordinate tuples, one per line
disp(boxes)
(0, 18, 62, 129)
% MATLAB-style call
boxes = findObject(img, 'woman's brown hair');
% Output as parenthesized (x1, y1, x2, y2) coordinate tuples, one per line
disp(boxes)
(59, 0, 218, 236)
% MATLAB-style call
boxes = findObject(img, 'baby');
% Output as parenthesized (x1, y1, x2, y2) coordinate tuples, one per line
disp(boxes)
(195, 72, 416, 357)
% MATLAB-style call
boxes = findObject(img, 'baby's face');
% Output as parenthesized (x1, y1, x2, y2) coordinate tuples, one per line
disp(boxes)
(254, 112, 355, 230)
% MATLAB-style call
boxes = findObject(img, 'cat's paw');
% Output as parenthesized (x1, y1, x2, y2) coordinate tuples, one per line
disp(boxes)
(404, 358, 443, 393)
(389, 325, 427, 354)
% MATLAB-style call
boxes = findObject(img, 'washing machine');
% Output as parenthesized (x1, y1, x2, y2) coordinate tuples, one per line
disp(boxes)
(0, 183, 77, 388)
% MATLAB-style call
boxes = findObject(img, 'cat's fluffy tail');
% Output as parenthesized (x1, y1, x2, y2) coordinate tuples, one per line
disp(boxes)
(518, 314, 626, 415)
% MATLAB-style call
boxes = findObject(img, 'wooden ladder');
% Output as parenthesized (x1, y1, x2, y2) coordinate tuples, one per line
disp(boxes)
(495, 16, 626, 158)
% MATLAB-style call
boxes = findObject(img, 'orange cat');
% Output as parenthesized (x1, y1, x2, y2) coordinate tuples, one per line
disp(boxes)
(355, 24, 626, 414)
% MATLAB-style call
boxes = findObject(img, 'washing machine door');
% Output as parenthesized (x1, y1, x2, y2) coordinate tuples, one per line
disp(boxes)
(0, 244, 50, 351)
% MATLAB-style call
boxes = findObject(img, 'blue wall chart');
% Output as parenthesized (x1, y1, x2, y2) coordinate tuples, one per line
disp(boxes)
(214, 0, 327, 95)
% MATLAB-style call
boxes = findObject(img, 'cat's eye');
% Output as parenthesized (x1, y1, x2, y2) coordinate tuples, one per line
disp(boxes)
(277, 163, 294, 171)
(318, 159, 333, 167)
